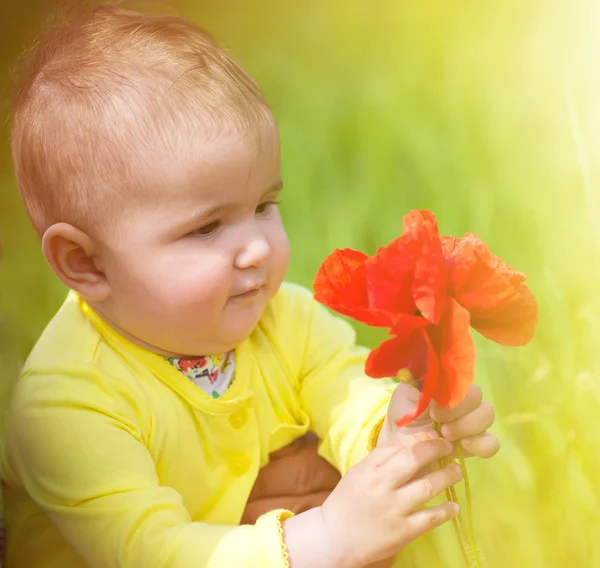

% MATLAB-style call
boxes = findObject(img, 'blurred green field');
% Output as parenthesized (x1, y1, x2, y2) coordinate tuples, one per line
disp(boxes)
(1, 1, 599, 566)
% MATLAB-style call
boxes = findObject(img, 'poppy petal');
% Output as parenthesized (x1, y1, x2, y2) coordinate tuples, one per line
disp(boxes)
(428, 298, 476, 408)
(395, 333, 440, 426)
(442, 233, 538, 346)
(366, 235, 417, 316)
(440, 235, 461, 259)
(402, 210, 448, 325)
(365, 320, 428, 378)
(313, 248, 392, 327)
(401, 209, 438, 234)
(389, 313, 430, 337)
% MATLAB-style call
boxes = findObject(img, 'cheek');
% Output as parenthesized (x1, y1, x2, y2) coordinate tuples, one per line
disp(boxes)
(276, 235, 291, 274)
(276, 240, 291, 282)
(115, 245, 232, 311)
(268, 218, 291, 274)
(107, 253, 155, 302)
(160, 248, 232, 305)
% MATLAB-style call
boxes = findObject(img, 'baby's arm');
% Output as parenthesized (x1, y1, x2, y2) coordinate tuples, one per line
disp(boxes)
(283, 431, 461, 567)
(4, 372, 292, 568)
(287, 285, 396, 473)
(6, 371, 458, 568)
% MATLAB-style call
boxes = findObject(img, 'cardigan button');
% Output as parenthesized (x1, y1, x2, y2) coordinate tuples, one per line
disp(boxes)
(228, 453, 251, 477)
(229, 408, 248, 429)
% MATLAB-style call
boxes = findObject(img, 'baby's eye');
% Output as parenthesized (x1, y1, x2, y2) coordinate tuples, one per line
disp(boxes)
(188, 220, 221, 238)
(255, 200, 281, 215)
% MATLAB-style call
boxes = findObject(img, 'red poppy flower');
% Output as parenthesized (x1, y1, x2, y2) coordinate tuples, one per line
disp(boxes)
(313, 210, 538, 426)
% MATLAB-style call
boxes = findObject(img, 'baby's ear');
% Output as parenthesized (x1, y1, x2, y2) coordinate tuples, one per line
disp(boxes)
(42, 223, 110, 301)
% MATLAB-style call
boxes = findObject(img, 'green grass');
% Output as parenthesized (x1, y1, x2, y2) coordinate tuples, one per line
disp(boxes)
(1, 0, 599, 566)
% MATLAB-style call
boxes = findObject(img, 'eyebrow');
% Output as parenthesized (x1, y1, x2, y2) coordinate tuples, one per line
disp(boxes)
(263, 179, 283, 197)
(185, 180, 283, 225)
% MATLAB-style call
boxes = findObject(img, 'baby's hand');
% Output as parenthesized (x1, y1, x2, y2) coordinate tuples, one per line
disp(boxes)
(379, 383, 500, 461)
(320, 432, 461, 567)
(283, 431, 460, 567)
(430, 385, 500, 459)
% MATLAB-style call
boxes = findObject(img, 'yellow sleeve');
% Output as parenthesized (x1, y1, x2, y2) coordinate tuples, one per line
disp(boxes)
(289, 285, 396, 474)
(4, 370, 292, 568)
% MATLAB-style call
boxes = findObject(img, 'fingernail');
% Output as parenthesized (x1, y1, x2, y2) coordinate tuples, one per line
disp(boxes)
(451, 463, 463, 477)
(414, 431, 431, 442)
(427, 430, 440, 439)
(451, 502, 460, 514)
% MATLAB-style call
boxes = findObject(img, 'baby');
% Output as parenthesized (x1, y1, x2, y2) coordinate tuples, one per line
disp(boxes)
(2, 4, 499, 567)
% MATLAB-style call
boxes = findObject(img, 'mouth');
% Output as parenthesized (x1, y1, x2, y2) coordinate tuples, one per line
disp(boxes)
(231, 284, 265, 300)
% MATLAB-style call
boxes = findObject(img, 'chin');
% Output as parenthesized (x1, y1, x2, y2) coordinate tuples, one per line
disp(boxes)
(226, 315, 264, 347)
(229, 324, 259, 346)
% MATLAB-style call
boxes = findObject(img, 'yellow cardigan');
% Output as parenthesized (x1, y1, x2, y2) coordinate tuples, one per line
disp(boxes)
(2, 282, 395, 568)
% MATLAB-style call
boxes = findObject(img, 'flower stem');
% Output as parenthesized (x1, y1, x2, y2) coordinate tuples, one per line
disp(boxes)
(456, 442, 483, 568)
(433, 422, 470, 566)
(445, 486, 469, 566)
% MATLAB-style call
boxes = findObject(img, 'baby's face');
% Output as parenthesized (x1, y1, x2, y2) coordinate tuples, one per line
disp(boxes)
(95, 125, 290, 356)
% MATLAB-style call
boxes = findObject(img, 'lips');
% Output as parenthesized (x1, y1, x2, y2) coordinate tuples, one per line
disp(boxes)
(232, 284, 265, 298)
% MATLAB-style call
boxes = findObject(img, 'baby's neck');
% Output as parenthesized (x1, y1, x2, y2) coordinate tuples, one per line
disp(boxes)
(89, 303, 222, 359)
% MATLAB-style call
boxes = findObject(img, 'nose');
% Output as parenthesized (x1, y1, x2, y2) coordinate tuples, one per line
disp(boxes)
(234, 226, 271, 269)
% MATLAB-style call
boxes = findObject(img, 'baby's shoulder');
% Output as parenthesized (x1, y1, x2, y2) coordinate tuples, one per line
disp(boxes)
(23, 291, 102, 374)
(262, 281, 316, 326)
(247, 282, 317, 369)
(17, 292, 140, 408)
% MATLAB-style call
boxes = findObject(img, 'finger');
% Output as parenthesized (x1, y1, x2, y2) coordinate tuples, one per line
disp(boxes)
(393, 429, 441, 451)
(372, 429, 438, 465)
(389, 382, 432, 427)
(398, 462, 463, 511)
(393, 381, 421, 403)
(430, 384, 482, 424)
(247, 445, 341, 500)
(381, 438, 454, 486)
(405, 501, 460, 541)
(454, 432, 500, 459)
(387, 431, 443, 480)
(364, 557, 396, 568)
(441, 401, 495, 442)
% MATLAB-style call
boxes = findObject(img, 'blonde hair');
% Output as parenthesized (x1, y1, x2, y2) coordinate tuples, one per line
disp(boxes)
(11, 2, 273, 238)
